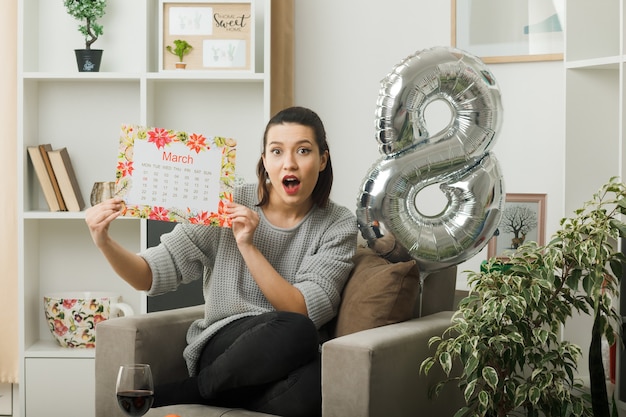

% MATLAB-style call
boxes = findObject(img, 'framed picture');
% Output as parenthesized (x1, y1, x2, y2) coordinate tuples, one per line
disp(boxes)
(451, 0, 564, 63)
(159, 0, 254, 71)
(487, 193, 546, 259)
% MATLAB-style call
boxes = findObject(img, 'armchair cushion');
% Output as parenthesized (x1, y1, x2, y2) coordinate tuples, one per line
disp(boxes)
(322, 311, 464, 417)
(332, 246, 420, 338)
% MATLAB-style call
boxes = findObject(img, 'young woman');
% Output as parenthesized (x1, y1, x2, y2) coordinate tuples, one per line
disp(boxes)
(85, 106, 357, 417)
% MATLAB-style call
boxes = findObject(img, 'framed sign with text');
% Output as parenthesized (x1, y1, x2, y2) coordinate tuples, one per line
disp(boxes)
(159, 0, 254, 71)
(115, 124, 237, 226)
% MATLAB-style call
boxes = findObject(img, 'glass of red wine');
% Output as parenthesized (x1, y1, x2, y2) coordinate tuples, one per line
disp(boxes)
(116, 364, 154, 416)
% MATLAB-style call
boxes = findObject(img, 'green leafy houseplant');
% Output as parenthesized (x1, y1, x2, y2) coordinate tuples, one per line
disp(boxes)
(421, 177, 626, 417)
(167, 39, 194, 63)
(63, 0, 106, 50)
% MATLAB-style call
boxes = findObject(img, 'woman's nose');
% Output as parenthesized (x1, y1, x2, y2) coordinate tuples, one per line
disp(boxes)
(283, 152, 298, 169)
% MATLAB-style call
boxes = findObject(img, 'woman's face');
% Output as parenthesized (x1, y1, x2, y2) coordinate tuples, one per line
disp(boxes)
(262, 122, 328, 210)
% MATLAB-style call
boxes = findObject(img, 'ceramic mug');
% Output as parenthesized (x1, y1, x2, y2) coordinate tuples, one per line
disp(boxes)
(90, 181, 116, 206)
(43, 291, 134, 348)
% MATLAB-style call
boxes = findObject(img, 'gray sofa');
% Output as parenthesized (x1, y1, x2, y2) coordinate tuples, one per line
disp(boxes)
(95, 263, 464, 417)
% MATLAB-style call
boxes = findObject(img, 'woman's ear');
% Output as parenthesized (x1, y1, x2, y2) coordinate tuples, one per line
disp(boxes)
(260, 154, 271, 183)
(319, 150, 329, 172)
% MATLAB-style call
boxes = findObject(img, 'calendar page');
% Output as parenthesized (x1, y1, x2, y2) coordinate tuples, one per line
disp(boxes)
(115, 124, 236, 226)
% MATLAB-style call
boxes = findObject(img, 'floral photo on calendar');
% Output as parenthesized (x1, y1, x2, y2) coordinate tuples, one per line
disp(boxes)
(115, 124, 236, 227)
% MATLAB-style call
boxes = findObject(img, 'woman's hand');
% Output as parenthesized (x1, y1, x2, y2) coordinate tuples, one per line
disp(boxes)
(225, 201, 307, 315)
(84, 198, 124, 249)
(84, 198, 153, 291)
(225, 202, 260, 247)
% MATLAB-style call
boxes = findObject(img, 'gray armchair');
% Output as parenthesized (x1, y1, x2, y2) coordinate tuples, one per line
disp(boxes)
(95, 264, 464, 417)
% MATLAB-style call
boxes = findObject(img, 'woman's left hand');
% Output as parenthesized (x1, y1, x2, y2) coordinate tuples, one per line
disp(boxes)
(225, 201, 307, 314)
(225, 202, 260, 247)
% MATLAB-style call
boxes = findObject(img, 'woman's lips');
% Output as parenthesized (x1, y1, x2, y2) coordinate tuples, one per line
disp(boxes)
(282, 175, 301, 195)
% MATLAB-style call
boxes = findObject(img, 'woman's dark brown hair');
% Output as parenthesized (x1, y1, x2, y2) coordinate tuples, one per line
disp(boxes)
(256, 106, 333, 207)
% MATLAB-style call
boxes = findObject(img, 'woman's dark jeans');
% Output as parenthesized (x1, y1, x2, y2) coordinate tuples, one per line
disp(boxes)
(153, 311, 322, 417)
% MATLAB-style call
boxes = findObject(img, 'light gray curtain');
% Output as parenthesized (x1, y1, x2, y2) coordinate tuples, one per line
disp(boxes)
(0, 0, 18, 384)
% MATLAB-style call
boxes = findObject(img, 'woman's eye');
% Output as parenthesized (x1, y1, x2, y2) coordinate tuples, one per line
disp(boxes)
(298, 148, 311, 155)
(270, 149, 281, 155)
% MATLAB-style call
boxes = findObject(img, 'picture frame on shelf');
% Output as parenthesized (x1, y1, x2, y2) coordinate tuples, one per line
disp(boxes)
(159, 0, 254, 71)
(487, 193, 547, 259)
(451, 0, 564, 63)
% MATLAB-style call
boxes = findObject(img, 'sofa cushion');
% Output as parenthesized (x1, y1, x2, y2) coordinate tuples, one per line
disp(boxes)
(331, 246, 420, 338)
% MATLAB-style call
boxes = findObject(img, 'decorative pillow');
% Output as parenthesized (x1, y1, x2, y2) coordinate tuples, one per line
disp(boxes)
(332, 246, 421, 338)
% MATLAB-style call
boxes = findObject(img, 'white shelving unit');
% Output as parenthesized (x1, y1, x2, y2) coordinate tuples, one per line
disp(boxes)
(564, 0, 626, 411)
(564, 1, 622, 213)
(16, 1, 272, 416)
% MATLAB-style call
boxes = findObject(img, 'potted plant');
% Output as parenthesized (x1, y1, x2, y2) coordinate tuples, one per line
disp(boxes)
(63, 0, 107, 72)
(166, 39, 193, 69)
(422, 177, 626, 417)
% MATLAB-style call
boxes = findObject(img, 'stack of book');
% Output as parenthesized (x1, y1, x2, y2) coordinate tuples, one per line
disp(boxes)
(27, 144, 85, 212)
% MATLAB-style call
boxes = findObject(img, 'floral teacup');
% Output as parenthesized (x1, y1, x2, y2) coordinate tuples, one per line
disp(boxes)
(44, 291, 134, 348)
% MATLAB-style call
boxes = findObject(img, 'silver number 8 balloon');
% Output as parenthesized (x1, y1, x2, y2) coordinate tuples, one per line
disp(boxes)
(356, 46, 505, 273)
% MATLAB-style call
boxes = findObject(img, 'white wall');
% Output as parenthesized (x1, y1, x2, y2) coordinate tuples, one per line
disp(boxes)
(293, 0, 565, 288)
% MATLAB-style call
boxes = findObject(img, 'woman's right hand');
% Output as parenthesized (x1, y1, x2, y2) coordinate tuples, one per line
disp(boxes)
(84, 198, 154, 291)
(84, 198, 124, 249)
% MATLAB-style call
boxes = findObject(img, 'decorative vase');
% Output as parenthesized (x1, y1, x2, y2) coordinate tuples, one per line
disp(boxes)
(43, 292, 134, 348)
(75, 49, 103, 72)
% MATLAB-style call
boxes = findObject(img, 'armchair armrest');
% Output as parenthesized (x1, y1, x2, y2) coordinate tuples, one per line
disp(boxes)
(321, 311, 463, 417)
(95, 305, 204, 417)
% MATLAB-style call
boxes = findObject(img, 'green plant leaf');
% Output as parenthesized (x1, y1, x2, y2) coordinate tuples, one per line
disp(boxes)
(464, 379, 477, 402)
(536, 328, 549, 345)
(531, 284, 541, 304)
(609, 218, 626, 237)
(420, 357, 434, 375)
(482, 366, 498, 390)
(529, 386, 541, 404)
(439, 351, 452, 376)
(428, 335, 442, 348)
(465, 355, 479, 377)
(478, 390, 490, 408)
(531, 367, 544, 381)
(514, 385, 527, 407)
(432, 381, 447, 397)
